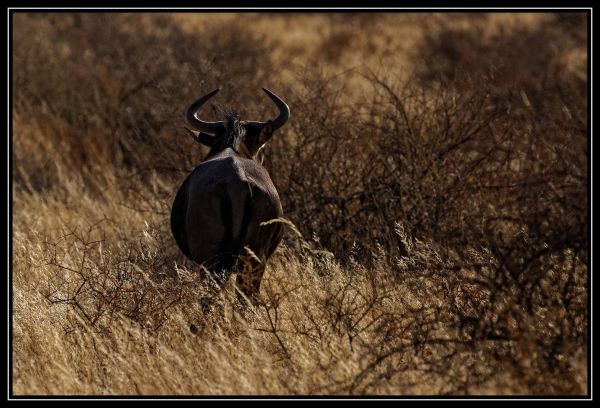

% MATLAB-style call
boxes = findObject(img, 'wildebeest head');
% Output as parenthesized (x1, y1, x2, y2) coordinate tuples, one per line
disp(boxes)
(185, 88, 290, 160)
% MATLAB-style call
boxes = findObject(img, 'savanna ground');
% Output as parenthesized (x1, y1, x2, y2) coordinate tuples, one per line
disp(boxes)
(12, 12, 589, 396)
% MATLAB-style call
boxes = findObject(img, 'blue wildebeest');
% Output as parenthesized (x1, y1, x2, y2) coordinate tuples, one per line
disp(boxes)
(171, 88, 289, 308)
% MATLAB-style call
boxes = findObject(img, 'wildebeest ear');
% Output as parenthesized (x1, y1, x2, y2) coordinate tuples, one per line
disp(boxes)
(185, 127, 216, 147)
(258, 120, 274, 146)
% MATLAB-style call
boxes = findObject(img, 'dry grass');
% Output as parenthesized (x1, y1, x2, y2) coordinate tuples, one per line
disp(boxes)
(12, 12, 588, 396)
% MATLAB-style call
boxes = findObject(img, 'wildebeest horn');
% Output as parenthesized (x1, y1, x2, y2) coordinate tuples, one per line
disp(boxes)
(262, 87, 290, 131)
(186, 88, 225, 134)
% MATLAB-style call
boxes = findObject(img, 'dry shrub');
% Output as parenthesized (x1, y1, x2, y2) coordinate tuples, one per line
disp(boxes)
(21, 211, 585, 394)
(13, 13, 275, 196)
(42, 219, 196, 333)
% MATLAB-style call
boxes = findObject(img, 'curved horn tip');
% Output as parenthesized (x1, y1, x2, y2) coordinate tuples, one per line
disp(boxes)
(186, 88, 226, 133)
(261, 87, 290, 130)
(262, 88, 288, 105)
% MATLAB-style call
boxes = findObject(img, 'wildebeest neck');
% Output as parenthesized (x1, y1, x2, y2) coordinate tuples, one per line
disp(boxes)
(205, 109, 251, 160)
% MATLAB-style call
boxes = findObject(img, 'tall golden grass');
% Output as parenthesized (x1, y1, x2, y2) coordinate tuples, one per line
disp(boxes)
(12, 12, 588, 395)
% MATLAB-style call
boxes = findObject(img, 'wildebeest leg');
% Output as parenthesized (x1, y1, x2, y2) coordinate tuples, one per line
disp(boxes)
(189, 253, 237, 335)
(189, 259, 235, 331)
(235, 222, 283, 307)
(235, 255, 265, 307)
(201, 252, 238, 311)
